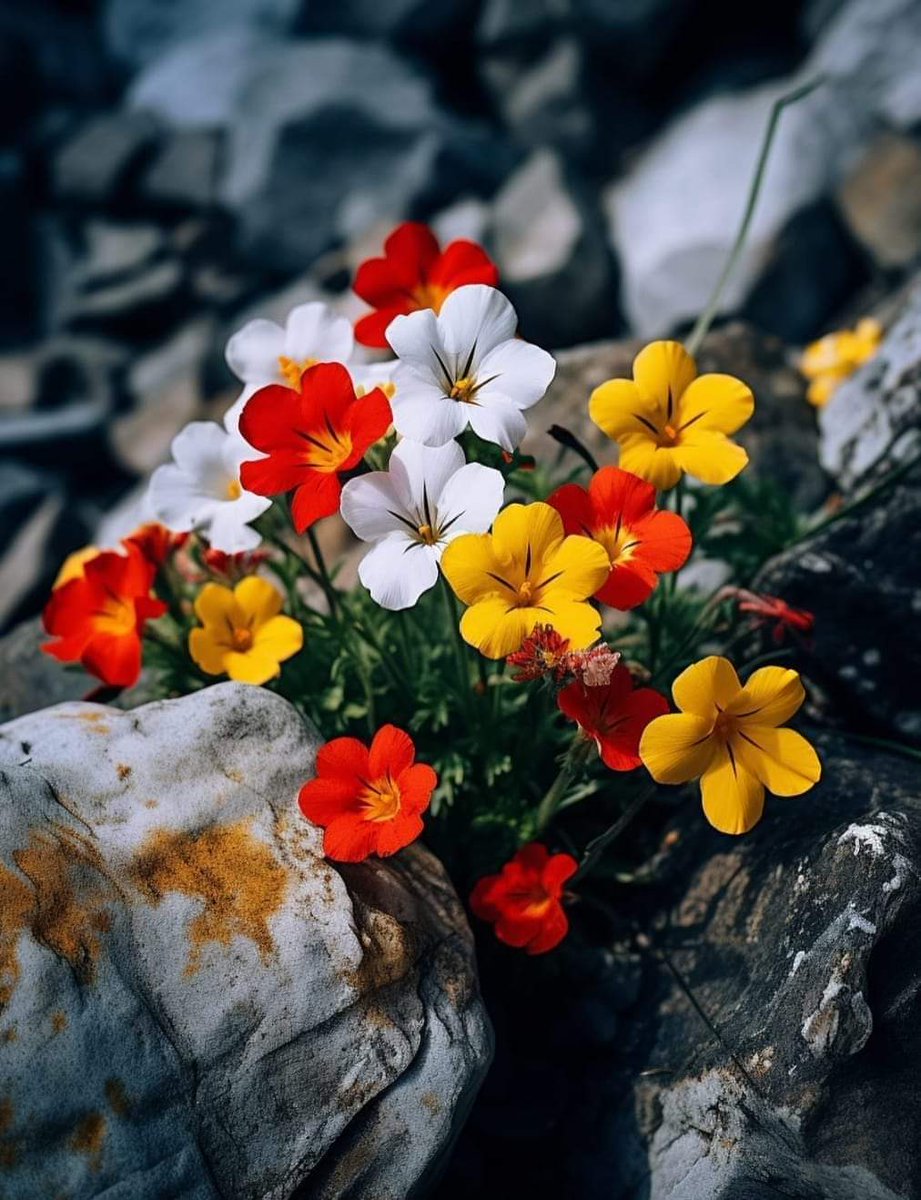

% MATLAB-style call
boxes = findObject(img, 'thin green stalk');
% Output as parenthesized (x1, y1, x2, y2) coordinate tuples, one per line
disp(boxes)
(535, 760, 575, 833)
(307, 528, 339, 616)
(685, 77, 824, 359)
(572, 784, 656, 883)
(441, 576, 473, 723)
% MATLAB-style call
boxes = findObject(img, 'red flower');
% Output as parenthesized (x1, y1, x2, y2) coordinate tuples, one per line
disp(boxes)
(124, 522, 187, 567)
(42, 544, 167, 687)
(353, 222, 499, 348)
(728, 588, 815, 645)
(202, 547, 270, 583)
(558, 663, 669, 771)
(298, 725, 437, 862)
(507, 625, 571, 682)
(470, 843, 577, 955)
(239, 362, 392, 533)
(548, 467, 692, 610)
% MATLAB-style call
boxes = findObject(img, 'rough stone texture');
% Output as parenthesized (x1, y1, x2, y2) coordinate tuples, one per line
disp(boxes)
(530, 322, 829, 509)
(625, 740, 921, 1200)
(820, 278, 921, 490)
(754, 481, 921, 741)
(0, 683, 490, 1199)
(838, 131, 921, 269)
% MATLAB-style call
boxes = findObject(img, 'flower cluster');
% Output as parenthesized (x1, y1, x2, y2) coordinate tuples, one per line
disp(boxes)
(800, 318, 882, 408)
(43, 216, 827, 961)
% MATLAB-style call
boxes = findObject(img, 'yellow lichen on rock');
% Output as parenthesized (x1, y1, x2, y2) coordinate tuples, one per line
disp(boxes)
(129, 821, 288, 975)
(69, 1111, 106, 1172)
(0, 867, 31, 1009)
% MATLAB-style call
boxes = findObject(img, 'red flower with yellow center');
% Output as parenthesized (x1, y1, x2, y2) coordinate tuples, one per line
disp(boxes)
(548, 466, 692, 610)
(298, 725, 437, 862)
(470, 843, 578, 955)
(557, 662, 669, 770)
(352, 221, 499, 348)
(42, 544, 166, 686)
(239, 362, 392, 533)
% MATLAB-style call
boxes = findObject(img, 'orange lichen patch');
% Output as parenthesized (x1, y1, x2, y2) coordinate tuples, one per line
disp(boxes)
(105, 1079, 130, 1118)
(116, 764, 132, 782)
(143, 799, 159, 809)
(51, 1010, 68, 1035)
(11, 828, 118, 987)
(129, 822, 288, 975)
(0, 865, 31, 1008)
(0, 1098, 19, 1168)
(421, 1091, 442, 1115)
(69, 1111, 106, 1172)
(0, 1026, 17, 1044)
(70, 711, 111, 735)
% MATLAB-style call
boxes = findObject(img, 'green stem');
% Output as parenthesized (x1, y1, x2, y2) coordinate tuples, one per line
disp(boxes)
(441, 576, 473, 722)
(307, 528, 339, 616)
(685, 77, 824, 359)
(535, 759, 576, 832)
(572, 783, 656, 883)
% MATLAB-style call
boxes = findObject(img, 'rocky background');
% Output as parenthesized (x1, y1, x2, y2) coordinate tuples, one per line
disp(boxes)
(4, 0, 921, 629)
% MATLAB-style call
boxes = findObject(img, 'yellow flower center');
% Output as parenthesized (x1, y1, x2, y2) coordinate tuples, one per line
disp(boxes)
(226, 478, 242, 501)
(450, 376, 477, 404)
(596, 521, 640, 565)
(303, 428, 353, 472)
(231, 627, 253, 652)
(417, 523, 437, 546)
(278, 355, 318, 389)
(659, 422, 679, 447)
(95, 595, 136, 637)
(356, 380, 397, 400)
(516, 580, 535, 605)
(712, 710, 737, 740)
(360, 776, 402, 823)
(413, 282, 448, 313)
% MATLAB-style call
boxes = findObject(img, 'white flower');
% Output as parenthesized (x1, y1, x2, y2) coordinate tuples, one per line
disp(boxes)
(350, 358, 399, 402)
(386, 284, 555, 451)
(223, 301, 355, 431)
(147, 422, 271, 553)
(340, 439, 504, 610)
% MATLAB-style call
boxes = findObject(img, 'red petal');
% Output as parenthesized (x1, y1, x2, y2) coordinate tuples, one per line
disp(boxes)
(369, 812, 424, 857)
(316, 736, 370, 781)
(298, 776, 360, 825)
(469, 875, 503, 921)
(597, 686, 670, 771)
(588, 467, 656, 526)
(322, 814, 380, 862)
(595, 559, 657, 610)
(634, 508, 693, 573)
(369, 724, 415, 778)
(240, 450, 306, 497)
(290, 472, 343, 533)
(239, 385, 306, 453)
(82, 632, 143, 687)
(541, 852, 578, 895)
(524, 903, 569, 954)
(429, 240, 498, 290)
(383, 222, 441, 285)
(547, 483, 594, 537)
(301, 362, 359, 429)
(557, 681, 592, 730)
(354, 307, 405, 348)
(397, 763, 437, 816)
(341, 387, 393, 460)
(512, 843, 552, 876)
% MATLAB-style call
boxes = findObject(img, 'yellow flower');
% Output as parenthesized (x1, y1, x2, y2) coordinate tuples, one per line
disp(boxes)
(440, 501, 610, 659)
(589, 340, 754, 490)
(639, 655, 820, 835)
(189, 577, 303, 685)
(800, 317, 882, 408)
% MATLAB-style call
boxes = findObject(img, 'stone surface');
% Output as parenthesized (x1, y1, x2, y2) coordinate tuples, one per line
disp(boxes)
(838, 131, 921, 269)
(53, 112, 162, 205)
(0, 683, 490, 1198)
(820, 278, 921, 490)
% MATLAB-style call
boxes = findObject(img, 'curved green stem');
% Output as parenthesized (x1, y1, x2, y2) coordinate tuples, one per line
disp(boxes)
(573, 783, 656, 883)
(307, 528, 339, 617)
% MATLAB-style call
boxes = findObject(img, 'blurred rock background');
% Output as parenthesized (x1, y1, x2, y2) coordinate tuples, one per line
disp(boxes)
(3, 0, 921, 629)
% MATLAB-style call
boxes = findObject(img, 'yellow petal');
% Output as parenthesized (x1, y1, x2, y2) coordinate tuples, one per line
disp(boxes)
(618, 436, 684, 490)
(460, 596, 531, 659)
(189, 628, 230, 676)
(671, 429, 749, 485)
(639, 712, 715, 784)
(539, 534, 610, 600)
(727, 666, 804, 728)
(700, 744, 765, 834)
(253, 614, 303, 663)
(732, 725, 821, 796)
(441, 532, 506, 606)
(234, 576, 284, 626)
(540, 597, 603, 650)
(224, 649, 282, 685)
(801, 333, 844, 378)
(672, 656, 741, 718)
(676, 372, 754, 435)
(194, 582, 242, 629)
(589, 378, 661, 443)
(632, 340, 697, 405)
(54, 545, 102, 588)
(806, 374, 839, 408)
(491, 502, 563, 568)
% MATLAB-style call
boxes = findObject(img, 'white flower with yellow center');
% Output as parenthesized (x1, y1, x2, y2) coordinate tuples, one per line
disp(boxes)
(386, 284, 556, 451)
(340, 439, 505, 610)
(223, 301, 355, 432)
(147, 422, 270, 553)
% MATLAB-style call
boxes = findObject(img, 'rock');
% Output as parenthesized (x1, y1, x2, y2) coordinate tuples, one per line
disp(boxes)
(302, 0, 476, 43)
(625, 739, 921, 1200)
(0, 152, 38, 346)
(608, 0, 921, 338)
(0, 683, 491, 1198)
(139, 130, 223, 210)
(837, 131, 921, 268)
(53, 112, 162, 206)
(528, 323, 829, 510)
(488, 149, 621, 348)
(754, 480, 921, 740)
(0, 618, 110, 721)
(819, 277, 921, 490)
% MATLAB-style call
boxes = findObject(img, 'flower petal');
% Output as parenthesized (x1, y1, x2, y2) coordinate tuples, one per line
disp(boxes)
(389, 438, 465, 515)
(700, 744, 765, 834)
(194, 581, 241, 629)
(588, 466, 656, 526)
(317, 736, 369, 780)
(429, 239, 498, 290)
(678, 372, 754, 435)
(672, 429, 748, 486)
(589, 378, 659, 443)
(634, 508, 693, 573)
(437, 462, 505, 536)
(465, 395, 529, 451)
(633, 340, 697, 405)
(252, 614, 303, 664)
(440, 532, 505, 606)
(437, 284, 517, 362)
(358, 537, 439, 610)
(727, 666, 805, 727)
(226, 319, 284, 385)
(476, 338, 556, 409)
(189, 627, 231, 676)
(370, 724, 416, 778)
(539, 533, 611, 600)
(639, 712, 715, 783)
(672, 656, 741, 717)
(284, 302, 354, 363)
(234, 576, 283, 624)
(223, 647, 282, 685)
(538, 597, 602, 650)
(290, 472, 343, 533)
(386, 308, 444, 384)
(618, 437, 684, 490)
(340, 472, 407, 543)
(491, 502, 563, 567)
(460, 596, 532, 659)
(732, 725, 821, 796)
(390, 386, 468, 447)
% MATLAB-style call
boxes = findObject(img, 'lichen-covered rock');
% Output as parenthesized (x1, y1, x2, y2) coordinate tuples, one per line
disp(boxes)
(0, 683, 490, 1199)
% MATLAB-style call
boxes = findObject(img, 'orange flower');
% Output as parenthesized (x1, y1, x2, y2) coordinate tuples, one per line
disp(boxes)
(558, 663, 669, 771)
(124, 522, 187, 567)
(470, 843, 577, 955)
(298, 725, 437, 862)
(42, 544, 166, 686)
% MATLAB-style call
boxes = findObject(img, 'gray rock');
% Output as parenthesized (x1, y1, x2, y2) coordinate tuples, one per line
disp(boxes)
(0, 682, 490, 1198)
(837, 131, 921, 269)
(819, 278, 921, 490)
(303, 0, 476, 41)
(607, 0, 921, 337)
(53, 112, 162, 205)
(140, 130, 223, 210)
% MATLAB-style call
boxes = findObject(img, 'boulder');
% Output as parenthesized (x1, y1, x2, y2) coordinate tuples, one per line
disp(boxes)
(53, 112, 162, 207)
(837, 131, 921, 269)
(0, 683, 491, 1198)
